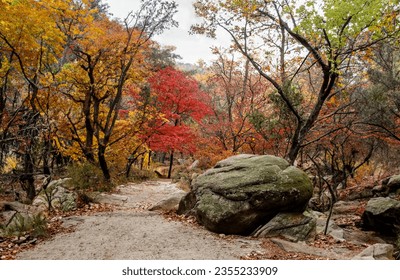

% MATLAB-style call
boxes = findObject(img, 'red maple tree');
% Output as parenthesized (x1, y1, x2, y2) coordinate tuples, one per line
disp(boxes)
(147, 67, 212, 177)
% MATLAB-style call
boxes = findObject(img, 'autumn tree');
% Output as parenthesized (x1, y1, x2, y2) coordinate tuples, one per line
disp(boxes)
(0, 0, 66, 200)
(51, 0, 178, 181)
(192, 0, 399, 164)
(121, 44, 182, 178)
(202, 48, 273, 155)
(148, 67, 212, 178)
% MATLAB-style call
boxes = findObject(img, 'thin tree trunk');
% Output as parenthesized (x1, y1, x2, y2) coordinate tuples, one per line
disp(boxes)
(167, 150, 174, 179)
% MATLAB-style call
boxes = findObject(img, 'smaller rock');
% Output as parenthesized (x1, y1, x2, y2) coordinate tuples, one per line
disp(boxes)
(333, 200, 362, 215)
(149, 191, 186, 212)
(362, 197, 400, 235)
(0, 201, 35, 213)
(154, 166, 169, 178)
(352, 244, 394, 260)
(342, 229, 386, 246)
(271, 238, 349, 259)
(191, 172, 199, 181)
(347, 188, 374, 201)
(310, 211, 345, 242)
(47, 178, 72, 190)
(33, 184, 77, 211)
(252, 212, 316, 242)
(0, 211, 17, 228)
(13, 236, 28, 245)
(328, 228, 345, 242)
(188, 160, 199, 171)
(387, 174, 400, 193)
(91, 193, 128, 205)
(4, 211, 35, 234)
(26, 238, 37, 245)
(372, 185, 389, 197)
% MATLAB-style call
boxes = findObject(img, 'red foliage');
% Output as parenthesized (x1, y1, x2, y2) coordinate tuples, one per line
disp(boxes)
(148, 124, 197, 153)
(147, 67, 212, 153)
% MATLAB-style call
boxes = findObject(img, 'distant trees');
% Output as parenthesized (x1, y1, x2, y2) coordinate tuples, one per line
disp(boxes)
(357, 42, 400, 144)
(192, 0, 399, 164)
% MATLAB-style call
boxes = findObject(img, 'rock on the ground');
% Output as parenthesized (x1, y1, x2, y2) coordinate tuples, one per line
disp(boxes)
(309, 210, 345, 241)
(0, 200, 43, 232)
(188, 160, 199, 171)
(362, 197, 400, 235)
(91, 193, 129, 205)
(178, 154, 313, 235)
(333, 200, 362, 215)
(0, 201, 37, 213)
(32, 178, 76, 211)
(352, 244, 394, 260)
(149, 191, 186, 212)
(387, 174, 400, 193)
(252, 212, 316, 242)
(342, 230, 386, 246)
(0, 210, 17, 228)
(270, 238, 352, 259)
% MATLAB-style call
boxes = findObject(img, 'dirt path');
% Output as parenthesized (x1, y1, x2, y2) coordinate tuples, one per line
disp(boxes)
(16, 180, 262, 260)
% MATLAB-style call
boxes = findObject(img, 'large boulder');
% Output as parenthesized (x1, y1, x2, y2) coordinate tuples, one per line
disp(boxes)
(362, 197, 400, 235)
(178, 154, 313, 235)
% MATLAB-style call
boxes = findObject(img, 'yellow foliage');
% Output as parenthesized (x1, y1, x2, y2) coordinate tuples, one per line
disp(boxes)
(2, 155, 18, 173)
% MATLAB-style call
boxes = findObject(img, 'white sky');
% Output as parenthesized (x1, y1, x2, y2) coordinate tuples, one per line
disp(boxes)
(104, 0, 230, 64)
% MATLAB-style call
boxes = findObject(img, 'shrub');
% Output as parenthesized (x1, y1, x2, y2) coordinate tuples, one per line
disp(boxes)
(66, 162, 111, 192)
(128, 168, 156, 182)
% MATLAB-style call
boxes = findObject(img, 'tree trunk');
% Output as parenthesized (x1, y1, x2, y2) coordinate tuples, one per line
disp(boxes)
(125, 159, 134, 178)
(22, 153, 36, 202)
(167, 150, 174, 179)
(98, 145, 111, 181)
(42, 138, 51, 175)
(83, 93, 95, 162)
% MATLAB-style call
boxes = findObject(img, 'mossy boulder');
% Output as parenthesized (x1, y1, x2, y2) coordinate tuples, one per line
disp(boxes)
(178, 154, 313, 235)
(362, 197, 400, 235)
(387, 174, 400, 193)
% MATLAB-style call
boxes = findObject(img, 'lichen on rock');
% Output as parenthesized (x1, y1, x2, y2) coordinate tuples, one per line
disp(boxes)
(178, 154, 313, 235)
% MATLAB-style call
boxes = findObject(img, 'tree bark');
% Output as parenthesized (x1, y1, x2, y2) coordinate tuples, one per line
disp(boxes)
(98, 145, 111, 181)
(167, 150, 174, 179)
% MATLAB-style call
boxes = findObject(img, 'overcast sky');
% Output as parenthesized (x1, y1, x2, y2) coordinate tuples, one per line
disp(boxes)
(104, 0, 229, 64)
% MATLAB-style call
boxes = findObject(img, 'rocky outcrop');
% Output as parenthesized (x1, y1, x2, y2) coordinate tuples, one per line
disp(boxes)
(178, 154, 313, 235)
(362, 197, 400, 235)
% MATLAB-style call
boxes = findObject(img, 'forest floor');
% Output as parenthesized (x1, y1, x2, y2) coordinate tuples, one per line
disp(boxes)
(6, 180, 385, 260)
(14, 180, 264, 260)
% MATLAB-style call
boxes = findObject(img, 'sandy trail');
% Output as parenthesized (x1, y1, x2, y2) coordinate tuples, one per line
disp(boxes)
(17, 180, 262, 260)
